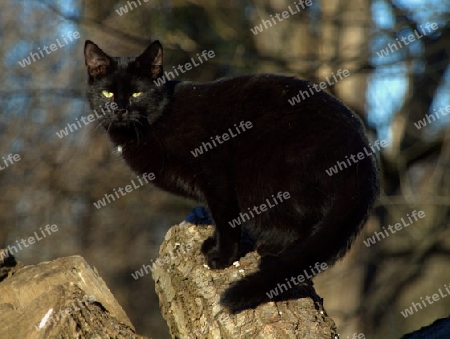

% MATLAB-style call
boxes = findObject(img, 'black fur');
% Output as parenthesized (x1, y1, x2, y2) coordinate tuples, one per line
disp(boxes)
(84, 40, 380, 313)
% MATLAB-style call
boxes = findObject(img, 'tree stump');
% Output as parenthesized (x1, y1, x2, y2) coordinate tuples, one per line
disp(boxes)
(0, 250, 148, 339)
(151, 222, 338, 339)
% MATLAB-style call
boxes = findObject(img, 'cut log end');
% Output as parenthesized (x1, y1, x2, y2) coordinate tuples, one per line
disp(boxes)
(0, 251, 149, 339)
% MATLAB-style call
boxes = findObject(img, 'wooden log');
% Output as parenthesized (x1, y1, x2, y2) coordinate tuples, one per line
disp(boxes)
(0, 250, 148, 339)
(151, 222, 338, 339)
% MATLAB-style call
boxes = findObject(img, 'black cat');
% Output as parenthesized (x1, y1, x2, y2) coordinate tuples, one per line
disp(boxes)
(84, 40, 380, 313)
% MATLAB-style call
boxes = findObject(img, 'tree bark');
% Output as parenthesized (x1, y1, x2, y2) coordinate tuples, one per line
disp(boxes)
(0, 250, 148, 339)
(151, 222, 338, 339)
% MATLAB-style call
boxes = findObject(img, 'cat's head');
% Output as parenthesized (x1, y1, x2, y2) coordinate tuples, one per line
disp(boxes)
(84, 40, 165, 142)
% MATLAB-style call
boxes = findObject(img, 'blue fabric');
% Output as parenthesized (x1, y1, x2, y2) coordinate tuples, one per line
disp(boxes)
(185, 206, 213, 225)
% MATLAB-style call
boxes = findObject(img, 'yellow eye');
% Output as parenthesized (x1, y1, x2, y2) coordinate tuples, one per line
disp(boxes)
(102, 90, 114, 98)
(132, 92, 142, 98)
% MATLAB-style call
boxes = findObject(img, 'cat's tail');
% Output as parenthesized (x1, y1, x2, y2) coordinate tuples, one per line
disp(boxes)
(220, 164, 379, 313)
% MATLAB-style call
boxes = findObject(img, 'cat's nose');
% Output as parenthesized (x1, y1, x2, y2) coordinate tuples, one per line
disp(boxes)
(115, 100, 128, 111)
(114, 108, 128, 121)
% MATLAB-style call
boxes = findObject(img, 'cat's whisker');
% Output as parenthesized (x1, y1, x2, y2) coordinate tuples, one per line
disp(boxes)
(134, 124, 141, 143)
(94, 121, 104, 132)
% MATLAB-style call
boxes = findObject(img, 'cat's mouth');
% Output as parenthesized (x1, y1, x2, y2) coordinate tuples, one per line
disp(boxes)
(100, 108, 147, 132)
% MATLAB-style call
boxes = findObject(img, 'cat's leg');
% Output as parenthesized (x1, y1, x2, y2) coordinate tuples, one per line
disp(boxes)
(200, 181, 242, 269)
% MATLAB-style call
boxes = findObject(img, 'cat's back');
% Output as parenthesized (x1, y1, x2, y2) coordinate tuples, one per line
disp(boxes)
(170, 73, 364, 140)
(184, 73, 310, 103)
(163, 74, 367, 163)
(176, 73, 355, 120)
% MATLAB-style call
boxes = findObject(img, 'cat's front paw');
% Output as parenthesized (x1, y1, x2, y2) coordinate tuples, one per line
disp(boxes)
(204, 247, 237, 269)
(201, 237, 238, 269)
(200, 236, 216, 255)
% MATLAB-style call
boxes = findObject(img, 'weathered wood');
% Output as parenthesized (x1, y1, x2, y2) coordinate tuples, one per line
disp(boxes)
(0, 251, 148, 339)
(151, 222, 338, 339)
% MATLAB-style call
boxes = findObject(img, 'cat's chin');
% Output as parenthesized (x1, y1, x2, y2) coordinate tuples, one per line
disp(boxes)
(102, 120, 134, 128)
(101, 121, 143, 142)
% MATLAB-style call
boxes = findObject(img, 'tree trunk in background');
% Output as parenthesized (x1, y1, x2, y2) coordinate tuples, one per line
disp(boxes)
(152, 222, 338, 339)
(320, 0, 372, 114)
(310, 1, 373, 337)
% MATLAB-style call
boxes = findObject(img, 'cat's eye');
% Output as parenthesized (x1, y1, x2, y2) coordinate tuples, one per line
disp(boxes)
(102, 90, 114, 98)
(132, 92, 142, 98)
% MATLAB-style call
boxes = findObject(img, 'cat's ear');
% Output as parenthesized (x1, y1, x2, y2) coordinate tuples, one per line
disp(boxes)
(84, 40, 112, 81)
(134, 40, 164, 80)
